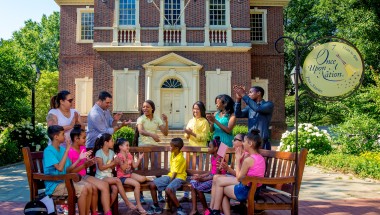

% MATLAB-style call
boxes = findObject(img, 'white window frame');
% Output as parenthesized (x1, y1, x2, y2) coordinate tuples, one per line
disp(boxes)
(250, 7, 267, 44)
(76, 7, 94, 43)
(74, 77, 93, 116)
(205, 69, 232, 112)
(113, 69, 140, 113)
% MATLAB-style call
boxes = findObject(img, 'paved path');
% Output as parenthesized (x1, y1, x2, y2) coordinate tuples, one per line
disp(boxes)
(1, 163, 380, 214)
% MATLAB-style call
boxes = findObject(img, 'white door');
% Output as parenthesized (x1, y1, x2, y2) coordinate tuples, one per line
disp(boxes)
(161, 90, 184, 128)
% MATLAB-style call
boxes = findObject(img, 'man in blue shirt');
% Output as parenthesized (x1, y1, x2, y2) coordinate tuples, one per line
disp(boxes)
(86, 91, 131, 149)
(233, 85, 274, 150)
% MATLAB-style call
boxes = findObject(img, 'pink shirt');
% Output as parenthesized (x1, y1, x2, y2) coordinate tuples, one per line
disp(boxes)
(211, 155, 227, 175)
(246, 153, 266, 187)
(116, 153, 133, 178)
(68, 146, 87, 176)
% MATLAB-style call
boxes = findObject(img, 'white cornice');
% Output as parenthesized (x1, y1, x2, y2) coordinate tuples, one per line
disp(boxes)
(93, 44, 252, 52)
(251, 0, 290, 7)
(54, 0, 94, 6)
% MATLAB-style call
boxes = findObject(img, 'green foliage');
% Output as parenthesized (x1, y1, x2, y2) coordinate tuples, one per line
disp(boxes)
(8, 121, 49, 152)
(0, 128, 21, 166)
(0, 40, 33, 128)
(307, 151, 380, 180)
(35, 71, 59, 123)
(279, 123, 332, 155)
(113, 126, 135, 146)
(232, 125, 248, 136)
(330, 113, 380, 155)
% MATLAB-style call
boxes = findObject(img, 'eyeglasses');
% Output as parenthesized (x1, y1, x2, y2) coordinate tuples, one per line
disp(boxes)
(233, 138, 242, 142)
(67, 99, 74, 103)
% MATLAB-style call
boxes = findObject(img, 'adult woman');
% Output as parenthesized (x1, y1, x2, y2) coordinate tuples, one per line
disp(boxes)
(47, 90, 84, 145)
(206, 94, 236, 147)
(207, 130, 266, 215)
(184, 101, 210, 147)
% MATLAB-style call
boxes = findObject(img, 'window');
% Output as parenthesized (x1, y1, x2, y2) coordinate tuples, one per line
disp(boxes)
(205, 70, 231, 111)
(119, 0, 136, 25)
(250, 8, 267, 43)
(75, 77, 93, 115)
(113, 69, 139, 112)
(76, 7, 94, 43)
(164, 0, 181, 26)
(210, 0, 226, 26)
(162, 78, 183, 88)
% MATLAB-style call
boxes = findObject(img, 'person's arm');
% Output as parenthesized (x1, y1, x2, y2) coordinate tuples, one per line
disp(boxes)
(235, 103, 249, 118)
(158, 114, 169, 136)
(88, 110, 115, 135)
(67, 150, 90, 173)
(132, 153, 144, 168)
(74, 110, 85, 129)
(212, 113, 236, 135)
(242, 96, 274, 114)
(46, 113, 75, 132)
(237, 157, 254, 181)
(53, 146, 71, 172)
(95, 153, 117, 171)
(137, 123, 160, 142)
(198, 174, 213, 182)
(194, 119, 210, 142)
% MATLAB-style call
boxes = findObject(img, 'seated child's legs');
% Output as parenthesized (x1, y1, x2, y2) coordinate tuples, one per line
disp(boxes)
(53, 181, 91, 215)
(85, 176, 111, 213)
(165, 178, 185, 208)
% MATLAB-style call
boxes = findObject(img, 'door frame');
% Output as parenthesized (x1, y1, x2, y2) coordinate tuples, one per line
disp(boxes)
(160, 88, 185, 128)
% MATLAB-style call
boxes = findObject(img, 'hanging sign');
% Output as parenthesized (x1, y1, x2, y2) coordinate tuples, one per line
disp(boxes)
(302, 41, 364, 98)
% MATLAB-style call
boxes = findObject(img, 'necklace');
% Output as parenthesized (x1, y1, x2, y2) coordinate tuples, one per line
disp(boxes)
(60, 108, 71, 118)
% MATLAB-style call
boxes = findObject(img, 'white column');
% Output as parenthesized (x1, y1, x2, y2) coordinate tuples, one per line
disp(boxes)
(204, 0, 210, 46)
(112, 0, 120, 46)
(180, 0, 187, 46)
(226, 0, 232, 46)
(192, 69, 199, 102)
(145, 69, 152, 99)
(135, 0, 141, 45)
(158, 0, 164, 46)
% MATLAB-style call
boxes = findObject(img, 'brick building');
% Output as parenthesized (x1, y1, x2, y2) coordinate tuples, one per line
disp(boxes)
(54, 0, 288, 139)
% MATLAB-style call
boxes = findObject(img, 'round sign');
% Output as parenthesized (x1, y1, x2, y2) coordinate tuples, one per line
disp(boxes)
(302, 41, 364, 98)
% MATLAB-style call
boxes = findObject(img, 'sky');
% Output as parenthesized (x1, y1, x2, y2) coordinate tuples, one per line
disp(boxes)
(0, 0, 60, 40)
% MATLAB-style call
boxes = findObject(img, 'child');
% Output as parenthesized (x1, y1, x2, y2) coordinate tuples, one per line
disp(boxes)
(188, 137, 227, 215)
(43, 125, 94, 215)
(208, 129, 266, 215)
(68, 125, 113, 215)
(114, 138, 153, 214)
(92, 133, 137, 210)
(147, 138, 187, 215)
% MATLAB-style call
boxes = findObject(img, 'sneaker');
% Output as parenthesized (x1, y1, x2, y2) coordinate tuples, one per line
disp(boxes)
(140, 195, 146, 205)
(158, 192, 165, 203)
(177, 207, 187, 215)
(204, 208, 211, 215)
(146, 205, 163, 215)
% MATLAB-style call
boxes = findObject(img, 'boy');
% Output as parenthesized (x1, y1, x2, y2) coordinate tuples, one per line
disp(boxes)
(43, 125, 93, 215)
(147, 138, 187, 215)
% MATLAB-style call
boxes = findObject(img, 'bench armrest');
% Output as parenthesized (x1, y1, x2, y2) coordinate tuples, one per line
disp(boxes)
(33, 173, 81, 182)
(241, 176, 295, 186)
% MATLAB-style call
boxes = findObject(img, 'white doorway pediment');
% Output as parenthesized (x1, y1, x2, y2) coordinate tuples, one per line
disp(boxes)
(143, 53, 202, 70)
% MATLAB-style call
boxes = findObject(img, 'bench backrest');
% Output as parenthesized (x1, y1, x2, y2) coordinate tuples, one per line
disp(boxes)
(22, 147, 45, 201)
(259, 148, 308, 195)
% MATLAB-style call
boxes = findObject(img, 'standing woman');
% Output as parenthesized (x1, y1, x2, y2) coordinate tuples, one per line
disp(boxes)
(184, 101, 210, 147)
(206, 94, 236, 147)
(47, 90, 84, 145)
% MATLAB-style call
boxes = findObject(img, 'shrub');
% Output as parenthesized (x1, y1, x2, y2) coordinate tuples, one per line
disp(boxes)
(279, 123, 332, 155)
(233, 125, 249, 136)
(113, 126, 135, 146)
(8, 122, 48, 152)
(0, 128, 20, 166)
(330, 113, 380, 155)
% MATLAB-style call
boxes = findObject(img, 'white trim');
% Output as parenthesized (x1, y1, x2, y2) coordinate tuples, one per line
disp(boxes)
(93, 44, 251, 52)
(55, 0, 94, 6)
(250, 7, 267, 44)
(76, 7, 94, 43)
(250, 0, 290, 6)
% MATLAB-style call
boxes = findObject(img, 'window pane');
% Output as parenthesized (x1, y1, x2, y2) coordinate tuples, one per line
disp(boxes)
(164, 0, 181, 26)
(81, 12, 94, 40)
(210, 0, 225, 26)
(119, 0, 136, 25)
(250, 13, 264, 42)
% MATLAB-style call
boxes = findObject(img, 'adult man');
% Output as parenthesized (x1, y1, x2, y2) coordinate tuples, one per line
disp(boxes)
(233, 85, 274, 150)
(86, 91, 131, 149)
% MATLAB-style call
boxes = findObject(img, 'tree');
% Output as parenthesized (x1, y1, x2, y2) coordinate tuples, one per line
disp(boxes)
(12, 12, 60, 72)
(0, 40, 34, 128)
(35, 71, 59, 123)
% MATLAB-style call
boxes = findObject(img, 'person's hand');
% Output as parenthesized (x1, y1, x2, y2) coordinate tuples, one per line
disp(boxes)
(206, 114, 215, 123)
(151, 133, 161, 142)
(233, 85, 246, 97)
(74, 112, 79, 123)
(79, 149, 91, 160)
(190, 174, 199, 180)
(184, 128, 193, 135)
(84, 158, 96, 167)
(235, 146, 244, 161)
(114, 156, 121, 165)
(113, 112, 123, 121)
(161, 114, 168, 123)
(64, 139, 71, 151)
(138, 152, 144, 160)
(218, 160, 229, 171)
(120, 119, 132, 127)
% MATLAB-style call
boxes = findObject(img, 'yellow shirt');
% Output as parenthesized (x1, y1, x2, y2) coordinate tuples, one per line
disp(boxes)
(184, 117, 210, 147)
(168, 152, 187, 181)
(136, 114, 163, 146)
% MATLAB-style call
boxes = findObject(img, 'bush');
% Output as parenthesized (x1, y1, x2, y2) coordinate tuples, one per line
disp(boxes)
(113, 126, 135, 146)
(0, 128, 20, 166)
(279, 123, 332, 155)
(233, 125, 249, 136)
(330, 113, 380, 155)
(8, 121, 48, 152)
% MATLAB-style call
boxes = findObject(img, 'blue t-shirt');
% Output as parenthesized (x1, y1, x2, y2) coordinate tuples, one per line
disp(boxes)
(43, 145, 72, 196)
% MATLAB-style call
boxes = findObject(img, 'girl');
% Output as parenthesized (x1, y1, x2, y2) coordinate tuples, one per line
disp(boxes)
(189, 137, 226, 215)
(208, 129, 266, 215)
(68, 125, 113, 215)
(93, 133, 137, 211)
(114, 138, 152, 214)
(206, 94, 236, 148)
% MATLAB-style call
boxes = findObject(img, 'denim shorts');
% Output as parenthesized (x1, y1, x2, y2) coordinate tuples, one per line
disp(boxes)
(153, 176, 185, 192)
(234, 182, 251, 202)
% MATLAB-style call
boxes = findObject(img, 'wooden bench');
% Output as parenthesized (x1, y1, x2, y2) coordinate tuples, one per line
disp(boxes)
(242, 148, 308, 215)
(22, 147, 118, 215)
